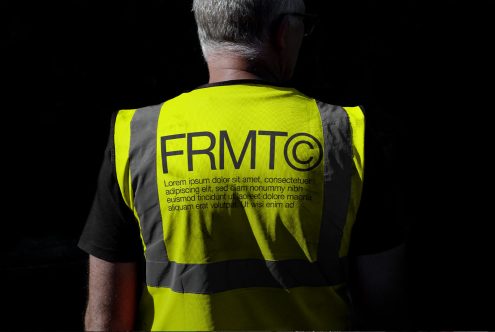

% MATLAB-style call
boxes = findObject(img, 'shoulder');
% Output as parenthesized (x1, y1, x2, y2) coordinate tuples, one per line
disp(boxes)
(313, 99, 365, 142)
(314, 100, 365, 123)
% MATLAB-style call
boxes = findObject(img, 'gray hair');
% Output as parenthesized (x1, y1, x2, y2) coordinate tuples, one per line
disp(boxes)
(192, 0, 305, 60)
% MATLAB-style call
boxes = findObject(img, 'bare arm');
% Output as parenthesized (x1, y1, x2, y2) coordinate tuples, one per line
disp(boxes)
(84, 255, 138, 331)
(348, 242, 410, 330)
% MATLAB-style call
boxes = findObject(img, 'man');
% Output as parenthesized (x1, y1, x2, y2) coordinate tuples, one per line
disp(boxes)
(78, 0, 407, 330)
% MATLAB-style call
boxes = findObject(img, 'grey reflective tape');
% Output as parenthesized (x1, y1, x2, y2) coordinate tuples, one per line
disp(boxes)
(129, 103, 169, 262)
(316, 102, 353, 278)
(146, 257, 347, 294)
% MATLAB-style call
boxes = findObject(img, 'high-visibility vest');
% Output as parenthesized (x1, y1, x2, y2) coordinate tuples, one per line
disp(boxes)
(113, 82, 364, 331)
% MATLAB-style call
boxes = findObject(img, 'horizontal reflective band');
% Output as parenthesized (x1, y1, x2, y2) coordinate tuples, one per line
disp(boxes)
(146, 257, 347, 294)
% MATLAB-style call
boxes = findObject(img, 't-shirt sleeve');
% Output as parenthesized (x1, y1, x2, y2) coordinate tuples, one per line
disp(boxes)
(78, 112, 143, 263)
(348, 112, 407, 256)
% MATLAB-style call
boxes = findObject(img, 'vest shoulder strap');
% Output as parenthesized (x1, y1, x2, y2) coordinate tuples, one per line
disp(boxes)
(113, 109, 138, 211)
(343, 106, 365, 180)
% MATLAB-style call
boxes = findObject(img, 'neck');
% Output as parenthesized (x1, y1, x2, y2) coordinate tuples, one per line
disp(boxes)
(206, 54, 280, 84)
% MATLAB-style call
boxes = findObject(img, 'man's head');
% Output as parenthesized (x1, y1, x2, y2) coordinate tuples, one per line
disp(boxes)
(193, 0, 307, 82)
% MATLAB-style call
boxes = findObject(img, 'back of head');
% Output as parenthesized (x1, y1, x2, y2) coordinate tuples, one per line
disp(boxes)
(193, 0, 305, 61)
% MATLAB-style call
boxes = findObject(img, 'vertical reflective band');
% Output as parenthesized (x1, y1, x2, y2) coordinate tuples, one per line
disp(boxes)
(129, 104, 169, 263)
(316, 102, 353, 277)
(340, 106, 365, 257)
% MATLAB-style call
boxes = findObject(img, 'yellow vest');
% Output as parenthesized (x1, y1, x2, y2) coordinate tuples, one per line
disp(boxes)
(113, 82, 365, 331)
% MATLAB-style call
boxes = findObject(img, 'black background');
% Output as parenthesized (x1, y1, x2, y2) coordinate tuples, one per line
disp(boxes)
(2, 0, 489, 330)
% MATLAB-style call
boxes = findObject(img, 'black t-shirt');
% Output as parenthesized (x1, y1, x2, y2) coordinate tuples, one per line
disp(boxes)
(78, 106, 406, 263)
(78, 116, 143, 263)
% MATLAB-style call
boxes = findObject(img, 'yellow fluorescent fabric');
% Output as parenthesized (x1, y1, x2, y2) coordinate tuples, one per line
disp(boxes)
(114, 108, 147, 249)
(155, 84, 325, 264)
(138, 284, 350, 331)
(344, 106, 365, 180)
(114, 109, 137, 210)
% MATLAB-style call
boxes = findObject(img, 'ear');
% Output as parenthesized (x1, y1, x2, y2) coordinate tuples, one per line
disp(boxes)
(274, 16, 290, 51)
